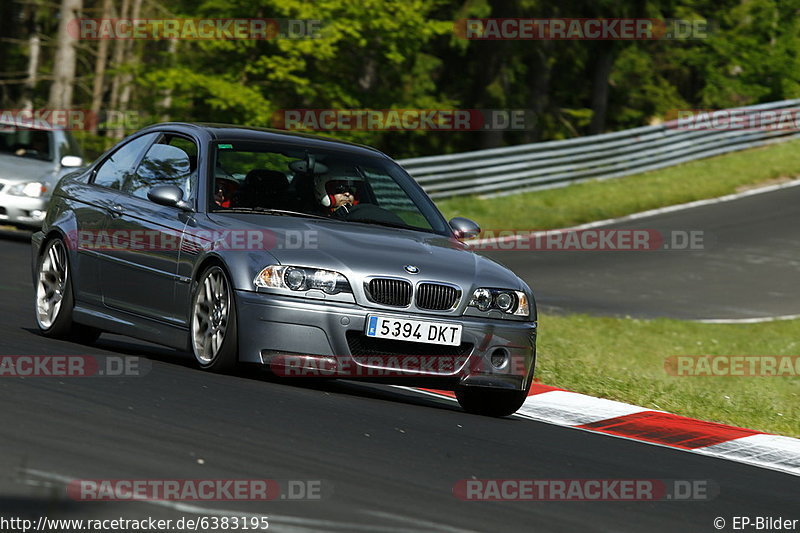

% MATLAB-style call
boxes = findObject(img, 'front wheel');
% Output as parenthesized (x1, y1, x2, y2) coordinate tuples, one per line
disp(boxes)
(191, 265, 238, 372)
(35, 238, 100, 343)
(455, 387, 528, 417)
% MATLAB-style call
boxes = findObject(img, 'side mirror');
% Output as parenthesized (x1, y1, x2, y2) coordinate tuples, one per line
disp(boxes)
(147, 184, 193, 211)
(449, 217, 481, 240)
(61, 155, 83, 167)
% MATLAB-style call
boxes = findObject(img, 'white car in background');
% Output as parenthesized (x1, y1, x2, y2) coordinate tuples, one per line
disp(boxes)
(0, 122, 84, 228)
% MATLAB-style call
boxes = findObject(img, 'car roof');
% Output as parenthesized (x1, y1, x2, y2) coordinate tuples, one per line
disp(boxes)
(141, 122, 388, 159)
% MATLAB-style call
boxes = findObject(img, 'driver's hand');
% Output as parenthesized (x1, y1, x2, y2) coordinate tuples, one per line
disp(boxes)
(331, 203, 354, 218)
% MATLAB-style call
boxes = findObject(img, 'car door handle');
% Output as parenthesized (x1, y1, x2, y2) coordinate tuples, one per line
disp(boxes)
(109, 204, 124, 218)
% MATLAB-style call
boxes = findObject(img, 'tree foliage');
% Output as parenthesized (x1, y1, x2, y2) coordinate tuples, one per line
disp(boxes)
(2, 0, 799, 158)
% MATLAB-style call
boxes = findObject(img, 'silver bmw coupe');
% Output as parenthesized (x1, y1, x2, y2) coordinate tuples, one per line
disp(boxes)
(31, 123, 537, 416)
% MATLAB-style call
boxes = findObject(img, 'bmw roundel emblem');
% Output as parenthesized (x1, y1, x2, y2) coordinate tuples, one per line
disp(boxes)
(404, 265, 420, 274)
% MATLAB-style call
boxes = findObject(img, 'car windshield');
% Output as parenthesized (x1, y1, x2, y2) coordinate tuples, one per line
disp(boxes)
(0, 126, 53, 161)
(209, 141, 450, 235)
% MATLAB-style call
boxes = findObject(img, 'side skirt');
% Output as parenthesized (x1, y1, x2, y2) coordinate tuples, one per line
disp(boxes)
(73, 303, 190, 351)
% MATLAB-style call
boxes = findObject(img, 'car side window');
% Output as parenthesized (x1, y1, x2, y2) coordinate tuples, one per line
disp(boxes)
(93, 133, 158, 190)
(124, 135, 198, 201)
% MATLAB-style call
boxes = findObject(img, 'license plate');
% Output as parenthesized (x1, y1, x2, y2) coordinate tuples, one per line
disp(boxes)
(365, 315, 462, 346)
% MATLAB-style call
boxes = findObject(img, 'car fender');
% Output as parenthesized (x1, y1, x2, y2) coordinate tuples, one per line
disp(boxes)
(189, 247, 280, 293)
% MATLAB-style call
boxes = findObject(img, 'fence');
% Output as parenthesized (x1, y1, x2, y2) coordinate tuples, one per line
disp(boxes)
(397, 99, 800, 199)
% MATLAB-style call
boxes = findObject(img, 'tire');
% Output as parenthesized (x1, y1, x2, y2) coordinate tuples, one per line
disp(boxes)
(190, 265, 238, 372)
(34, 238, 101, 343)
(455, 387, 529, 417)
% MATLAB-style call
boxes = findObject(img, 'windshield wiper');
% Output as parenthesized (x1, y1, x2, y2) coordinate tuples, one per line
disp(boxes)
(217, 207, 328, 219)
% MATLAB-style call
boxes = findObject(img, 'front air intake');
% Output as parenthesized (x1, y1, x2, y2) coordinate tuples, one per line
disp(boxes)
(365, 278, 413, 307)
(416, 283, 460, 310)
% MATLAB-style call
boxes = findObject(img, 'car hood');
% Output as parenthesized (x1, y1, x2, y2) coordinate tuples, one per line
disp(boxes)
(0, 155, 56, 183)
(204, 212, 526, 292)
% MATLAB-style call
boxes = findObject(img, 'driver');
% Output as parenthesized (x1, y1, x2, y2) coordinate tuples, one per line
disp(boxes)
(313, 174, 363, 215)
(214, 178, 237, 208)
(312, 172, 409, 227)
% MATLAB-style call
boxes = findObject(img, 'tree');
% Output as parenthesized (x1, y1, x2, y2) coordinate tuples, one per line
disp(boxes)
(49, 0, 82, 109)
(88, 0, 112, 134)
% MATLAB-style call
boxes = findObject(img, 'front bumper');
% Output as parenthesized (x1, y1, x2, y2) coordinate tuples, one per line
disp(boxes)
(0, 193, 48, 228)
(235, 290, 537, 391)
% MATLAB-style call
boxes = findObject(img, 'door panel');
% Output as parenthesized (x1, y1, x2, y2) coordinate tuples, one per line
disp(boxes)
(100, 196, 188, 324)
(99, 133, 198, 326)
(72, 133, 159, 306)
(61, 182, 118, 307)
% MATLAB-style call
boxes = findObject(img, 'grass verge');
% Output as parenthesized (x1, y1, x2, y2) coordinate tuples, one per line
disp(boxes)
(536, 313, 799, 437)
(435, 138, 800, 231)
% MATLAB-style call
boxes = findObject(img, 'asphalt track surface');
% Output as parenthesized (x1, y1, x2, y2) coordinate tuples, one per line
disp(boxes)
(485, 183, 800, 320)
(0, 187, 797, 532)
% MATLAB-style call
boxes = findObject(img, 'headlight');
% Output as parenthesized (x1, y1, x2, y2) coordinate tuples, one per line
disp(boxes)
(7, 182, 47, 198)
(254, 265, 352, 295)
(468, 288, 530, 317)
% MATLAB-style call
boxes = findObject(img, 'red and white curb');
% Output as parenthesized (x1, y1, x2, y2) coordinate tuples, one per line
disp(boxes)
(406, 384, 800, 477)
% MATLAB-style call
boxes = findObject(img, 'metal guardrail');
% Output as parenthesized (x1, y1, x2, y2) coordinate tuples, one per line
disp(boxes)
(397, 99, 800, 199)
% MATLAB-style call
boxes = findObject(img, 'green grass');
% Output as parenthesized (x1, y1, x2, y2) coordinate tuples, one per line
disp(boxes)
(536, 313, 800, 437)
(435, 138, 800, 231)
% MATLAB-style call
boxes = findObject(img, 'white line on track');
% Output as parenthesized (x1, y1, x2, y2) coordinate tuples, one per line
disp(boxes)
(19, 468, 472, 533)
(694, 314, 800, 324)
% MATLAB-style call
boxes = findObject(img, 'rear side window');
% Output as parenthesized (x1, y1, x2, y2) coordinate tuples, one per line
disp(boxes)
(93, 133, 157, 190)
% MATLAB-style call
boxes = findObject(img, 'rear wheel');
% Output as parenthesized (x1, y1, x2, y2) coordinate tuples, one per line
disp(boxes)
(34, 238, 101, 343)
(191, 265, 238, 372)
(455, 387, 529, 417)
